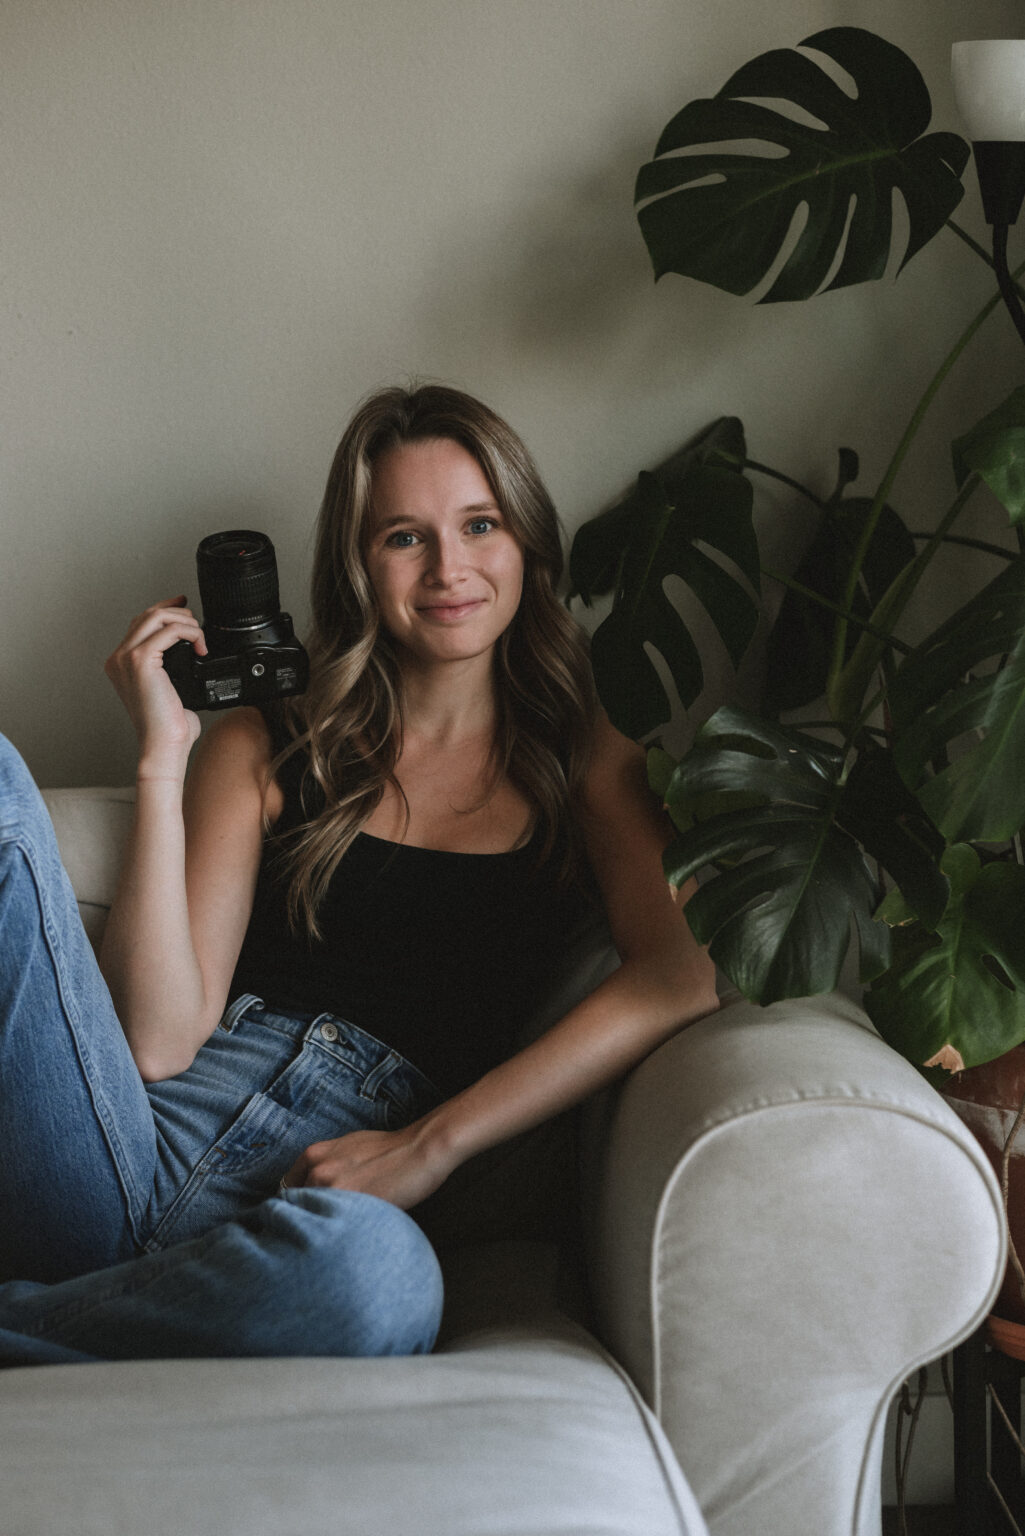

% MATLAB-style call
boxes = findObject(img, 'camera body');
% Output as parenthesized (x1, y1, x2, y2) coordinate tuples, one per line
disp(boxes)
(163, 530, 310, 711)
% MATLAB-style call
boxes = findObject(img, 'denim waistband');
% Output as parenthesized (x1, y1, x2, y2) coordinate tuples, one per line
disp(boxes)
(218, 993, 442, 1116)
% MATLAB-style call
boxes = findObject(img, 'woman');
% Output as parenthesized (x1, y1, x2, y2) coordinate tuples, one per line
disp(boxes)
(0, 384, 717, 1364)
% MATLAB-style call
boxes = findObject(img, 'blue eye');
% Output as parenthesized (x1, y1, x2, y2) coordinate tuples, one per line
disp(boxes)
(386, 530, 419, 548)
(468, 518, 496, 535)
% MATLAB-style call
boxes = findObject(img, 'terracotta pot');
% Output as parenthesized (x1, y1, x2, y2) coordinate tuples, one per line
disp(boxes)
(945, 1045, 1025, 1325)
(986, 1313, 1025, 1360)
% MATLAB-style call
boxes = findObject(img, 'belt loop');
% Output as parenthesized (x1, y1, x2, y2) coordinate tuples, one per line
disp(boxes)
(361, 1050, 403, 1102)
(217, 993, 264, 1034)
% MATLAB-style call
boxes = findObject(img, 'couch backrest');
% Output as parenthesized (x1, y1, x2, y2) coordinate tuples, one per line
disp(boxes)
(42, 786, 135, 947)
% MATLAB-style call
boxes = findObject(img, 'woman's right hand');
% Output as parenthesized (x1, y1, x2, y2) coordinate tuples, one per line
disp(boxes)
(104, 596, 208, 779)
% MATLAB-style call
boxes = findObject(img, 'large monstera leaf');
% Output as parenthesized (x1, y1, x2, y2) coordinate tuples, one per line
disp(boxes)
(569, 419, 760, 740)
(765, 475, 915, 713)
(867, 845, 1025, 1075)
(636, 27, 968, 302)
(891, 553, 1025, 842)
(658, 708, 948, 1004)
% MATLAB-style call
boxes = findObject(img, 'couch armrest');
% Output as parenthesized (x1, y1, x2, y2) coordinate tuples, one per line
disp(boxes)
(583, 993, 1005, 1536)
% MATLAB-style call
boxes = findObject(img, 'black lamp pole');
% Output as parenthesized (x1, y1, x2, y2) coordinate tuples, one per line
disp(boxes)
(971, 141, 1025, 347)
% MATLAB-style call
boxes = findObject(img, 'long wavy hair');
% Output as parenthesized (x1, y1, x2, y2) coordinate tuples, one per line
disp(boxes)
(274, 382, 597, 936)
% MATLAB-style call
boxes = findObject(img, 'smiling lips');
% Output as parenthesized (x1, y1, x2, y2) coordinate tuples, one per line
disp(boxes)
(416, 599, 486, 622)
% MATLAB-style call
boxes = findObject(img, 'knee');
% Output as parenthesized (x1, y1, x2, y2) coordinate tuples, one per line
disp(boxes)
(0, 735, 34, 799)
(0, 734, 23, 778)
(0, 736, 48, 846)
(270, 1188, 444, 1357)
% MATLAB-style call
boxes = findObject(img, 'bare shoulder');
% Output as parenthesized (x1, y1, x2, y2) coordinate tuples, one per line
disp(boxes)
(578, 711, 705, 968)
(189, 706, 273, 779)
(186, 707, 283, 823)
(581, 711, 657, 824)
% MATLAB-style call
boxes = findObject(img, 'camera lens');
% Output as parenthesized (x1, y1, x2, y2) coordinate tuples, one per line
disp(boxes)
(195, 529, 280, 629)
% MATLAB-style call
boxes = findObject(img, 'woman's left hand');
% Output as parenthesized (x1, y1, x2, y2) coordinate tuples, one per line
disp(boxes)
(281, 1122, 451, 1210)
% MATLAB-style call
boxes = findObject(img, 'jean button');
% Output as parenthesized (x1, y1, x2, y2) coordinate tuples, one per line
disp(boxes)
(320, 1021, 339, 1043)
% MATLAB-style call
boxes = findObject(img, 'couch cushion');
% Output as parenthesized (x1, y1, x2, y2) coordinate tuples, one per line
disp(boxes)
(41, 786, 134, 945)
(1, 1327, 706, 1536)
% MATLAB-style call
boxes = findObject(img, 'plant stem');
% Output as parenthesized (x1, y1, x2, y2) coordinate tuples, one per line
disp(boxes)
(797, 719, 889, 742)
(907, 532, 1017, 561)
(947, 219, 1025, 302)
(901, 476, 982, 603)
(946, 219, 993, 266)
(829, 476, 982, 735)
(828, 256, 1025, 707)
(741, 459, 826, 511)
(846, 683, 887, 762)
(763, 568, 914, 653)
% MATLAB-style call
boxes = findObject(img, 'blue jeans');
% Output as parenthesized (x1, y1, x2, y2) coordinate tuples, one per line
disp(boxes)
(0, 734, 444, 1364)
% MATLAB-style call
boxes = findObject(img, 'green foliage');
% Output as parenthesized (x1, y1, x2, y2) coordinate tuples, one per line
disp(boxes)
(573, 26, 1025, 1074)
(952, 387, 1025, 523)
(765, 489, 915, 712)
(658, 709, 949, 1002)
(635, 27, 968, 302)
(569, 419, 760, 738)
(660, 712, 880, 1002)
(891, 553, 1025, 842)
(867, 847, 1025, 1072)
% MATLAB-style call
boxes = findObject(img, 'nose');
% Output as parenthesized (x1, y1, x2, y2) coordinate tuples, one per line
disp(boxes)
(423, 530, 467, 587)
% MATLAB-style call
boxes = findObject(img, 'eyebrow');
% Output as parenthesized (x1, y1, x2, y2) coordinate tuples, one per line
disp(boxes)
(372, 500, 501, 534)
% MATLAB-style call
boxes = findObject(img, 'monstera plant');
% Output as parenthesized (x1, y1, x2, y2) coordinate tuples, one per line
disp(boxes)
(570, 28, 1025, 1084)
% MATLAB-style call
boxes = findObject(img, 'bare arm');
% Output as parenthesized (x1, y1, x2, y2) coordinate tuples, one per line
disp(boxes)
(286, 713, 718, 1205)
(99, 599, 277, 1081)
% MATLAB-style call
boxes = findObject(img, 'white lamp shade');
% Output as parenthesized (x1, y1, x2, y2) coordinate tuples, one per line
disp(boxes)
(952, 41, 1025, 141)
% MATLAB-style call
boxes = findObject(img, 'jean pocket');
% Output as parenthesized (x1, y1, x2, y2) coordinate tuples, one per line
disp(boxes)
(374, 1054, 444, 1133)
(144, 1091, 298, 1250)
(143, 1049, 386, 1251)
(380, 1091, 412, 1133)
(379, 1080, 442, 1132)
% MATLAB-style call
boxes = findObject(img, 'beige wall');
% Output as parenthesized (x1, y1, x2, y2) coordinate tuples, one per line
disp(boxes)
(3, 0, 1022, 783)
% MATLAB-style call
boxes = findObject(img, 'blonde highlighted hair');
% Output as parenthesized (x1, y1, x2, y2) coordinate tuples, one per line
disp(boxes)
(275, 383, 597, 935)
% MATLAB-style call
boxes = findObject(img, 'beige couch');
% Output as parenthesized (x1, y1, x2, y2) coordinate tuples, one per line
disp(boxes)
(0, 785, 1007, 1536)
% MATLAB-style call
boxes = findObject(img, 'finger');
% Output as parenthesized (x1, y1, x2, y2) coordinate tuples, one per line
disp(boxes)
(126, 596, 190, 629)
(282, 1150, 310, 1189)
(145, 620, 207, 657)
(128, 593, 199, 626)
(109, 624, 206, 676)
(304, 1161, 340, 1188)
(117, 612, 206, 658)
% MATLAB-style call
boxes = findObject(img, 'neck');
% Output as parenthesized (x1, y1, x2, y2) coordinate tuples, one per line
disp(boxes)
(397, 655, 500, 747)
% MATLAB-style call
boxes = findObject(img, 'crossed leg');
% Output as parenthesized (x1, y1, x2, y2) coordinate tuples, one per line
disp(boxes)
(0, 736, 442, 1362)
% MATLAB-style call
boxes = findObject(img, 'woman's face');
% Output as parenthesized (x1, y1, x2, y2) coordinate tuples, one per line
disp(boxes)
(364, 437, 525, 671)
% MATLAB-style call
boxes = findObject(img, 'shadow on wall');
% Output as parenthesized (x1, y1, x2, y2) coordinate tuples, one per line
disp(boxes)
(420, 127, 760, 390)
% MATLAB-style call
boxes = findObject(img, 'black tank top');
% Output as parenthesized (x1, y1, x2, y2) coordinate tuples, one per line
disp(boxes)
(229, 723, 603, 1097)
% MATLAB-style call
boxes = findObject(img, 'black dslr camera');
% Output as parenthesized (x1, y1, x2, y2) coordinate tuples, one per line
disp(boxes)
(163, 530, 309, 711)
